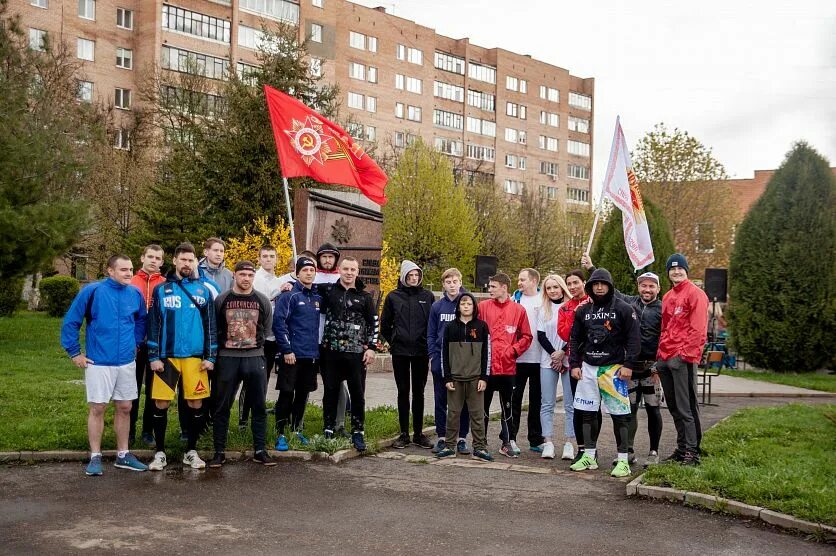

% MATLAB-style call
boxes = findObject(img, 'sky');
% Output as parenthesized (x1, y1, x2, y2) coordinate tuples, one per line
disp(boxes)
(353, 0, 836, 197)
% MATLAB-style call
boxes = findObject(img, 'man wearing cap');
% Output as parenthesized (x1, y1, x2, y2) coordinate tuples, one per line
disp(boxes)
(209, 260, 275, 467)
(656, 253, 708, 466)
(272, 256, 322, 451)
(582, 255, 664, 467)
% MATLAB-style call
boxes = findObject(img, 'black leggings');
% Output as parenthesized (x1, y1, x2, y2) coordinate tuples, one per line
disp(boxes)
(629, 404, 663, 453)
(576, 409, 630, 454)
(570, 375, 602, 452)
(392, 355, 429, 436)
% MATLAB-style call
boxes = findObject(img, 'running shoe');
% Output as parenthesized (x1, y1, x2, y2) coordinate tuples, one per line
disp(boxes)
(149, 451, 167, 471)
(253, 450, 276, 466)
(663, 449, 685, 463)
(183, 450, 206, 469)
(561, 442, 575, 460)
(435, 447, 456, 458)
(352, 431, 367, 452)
(643, 450, 660, 468)
(114, 453, 148, 472)
(456, 439, 471, 455)
(508, 440, 522, 456)
(412, 433, 433, 449)
(499, 443, 518, 458)
(569, 452, 599, 471)
(612, 452, 637, 466)
(572, 449, 585, 465)
(541, 442, 555, 459)
(85, 455, 103, 476)
(323, 429, 334, 440)
(431, 439, 446, 454)
(611, 460, 632, 478)
(140, 432, 155, 448)
(392, 433, 410, 449)
(295, 431, 310, 446)
(681, 451, 700, 466)
(208, 453, 226, 468)
(530, 443, 545, 453)
(472, 449, 494, 462)
(275, 435, 289, 452)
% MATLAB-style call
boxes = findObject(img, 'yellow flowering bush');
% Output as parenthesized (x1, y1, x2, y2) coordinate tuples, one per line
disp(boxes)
(225, 217, 293, 273)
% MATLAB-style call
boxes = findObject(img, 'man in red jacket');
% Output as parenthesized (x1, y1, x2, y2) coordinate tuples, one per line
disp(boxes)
(657, 253, 708, 465)
(479, 272, 532, 458)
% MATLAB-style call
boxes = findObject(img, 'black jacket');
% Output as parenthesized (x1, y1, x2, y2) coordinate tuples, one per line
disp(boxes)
(380, 283, 434, 356)
(569, 269, 641, 369)
(442, 293, 490, 382)
(615, 292, 661, 362)
(318, 279, 377, 354)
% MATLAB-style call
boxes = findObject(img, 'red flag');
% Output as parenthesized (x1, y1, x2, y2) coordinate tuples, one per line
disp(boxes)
(264, 85, 388, 205)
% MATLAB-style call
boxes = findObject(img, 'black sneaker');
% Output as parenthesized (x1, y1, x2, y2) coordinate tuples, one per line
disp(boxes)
(412, 433, 433, 449)
(456, 439, 471, 455)
(664, 449, 685, 463)
(352, 431, 367, 452)
(208, 453, 226, 468)
(681, 451, 700, 466)
(324, 429, 334, 439)
(253, 450, 276, 466)
(431, 439, 446, 454)
(392, 433, 410, 449)
(472, 449, 494, 462)
(140, 432, 155, 448)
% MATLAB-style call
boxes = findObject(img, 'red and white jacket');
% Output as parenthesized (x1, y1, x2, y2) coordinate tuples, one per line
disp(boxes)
(657, 279, 709, 363)
(478, 297, 532, 376)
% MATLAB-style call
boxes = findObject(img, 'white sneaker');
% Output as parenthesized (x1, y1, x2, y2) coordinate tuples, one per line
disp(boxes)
(561, 442, 575, 460)
(508, 440, 521, 456)
(643, 450, 660, 468)
(149, 451, 167, 471)
(541, 442, 555, 459)
(183, 449, 206, 469)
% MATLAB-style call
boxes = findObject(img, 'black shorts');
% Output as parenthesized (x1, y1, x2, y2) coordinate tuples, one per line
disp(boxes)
(276, 358, 318, 393)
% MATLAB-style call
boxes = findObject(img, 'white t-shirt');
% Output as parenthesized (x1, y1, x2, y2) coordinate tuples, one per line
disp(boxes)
(537, 301, 567, 368)
(516, 293, 543, 364)
(254, 268, 291, 341)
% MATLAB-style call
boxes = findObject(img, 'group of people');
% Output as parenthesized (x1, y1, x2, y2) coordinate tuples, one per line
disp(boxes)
(61, 236, 708, 478)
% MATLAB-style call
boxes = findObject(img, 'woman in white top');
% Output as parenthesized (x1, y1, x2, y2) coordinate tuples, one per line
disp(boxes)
(537, 274, 575, 460)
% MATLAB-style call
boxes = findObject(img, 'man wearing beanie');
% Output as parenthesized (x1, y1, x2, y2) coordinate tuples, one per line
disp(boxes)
(656, 253, 708, 465)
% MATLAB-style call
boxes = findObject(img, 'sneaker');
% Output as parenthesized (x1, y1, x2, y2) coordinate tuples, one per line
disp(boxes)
(295, 431, 309, 446)
(456, 439, 471, 455)
(471, 449, 494, 462)
(275, 435, 289, 451)
(253, 450, 277, 466)
(681, 451, 700, 466)
(435, 447, 456, 458)
(611, 459, 632, 478)
(643, 450, 660, 468)
(324, 429, 334, 440)
(412, 433, 433, 449)
(569, 452, 599, 471)
(183, 449, 206, 470)
(392, 433, 410, 449)
(541, 442, 555, 459)
(149, 451, 167, 471)
(114, 452, 148, 472)
(352, 431, 367, 452)
(208, 453, 226, 468)
(431, 439, 446, 454)
(572, 449, 585, 465)
(663, 449, 685, 463)
(140, 432, 155, 448)
(530, 443, 545, 453)
(85, 455, 103, 476)
(499, 443, 518, 458)
(561, 442, 575, 460)
(612, 453, 637, 466)
(508, 440, 522, 456)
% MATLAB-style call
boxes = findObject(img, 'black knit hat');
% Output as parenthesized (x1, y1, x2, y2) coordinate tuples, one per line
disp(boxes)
(666, 253, 689, 274)
(295, 256, 317, 275)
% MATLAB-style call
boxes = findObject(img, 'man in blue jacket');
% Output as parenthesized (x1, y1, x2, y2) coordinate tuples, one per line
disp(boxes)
(61, 254, 148, 476)
(146, 242, 218, 471)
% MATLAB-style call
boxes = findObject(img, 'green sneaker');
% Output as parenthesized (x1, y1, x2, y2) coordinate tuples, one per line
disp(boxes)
(569, 452, 599, 471)
(611, 459, 631, 478)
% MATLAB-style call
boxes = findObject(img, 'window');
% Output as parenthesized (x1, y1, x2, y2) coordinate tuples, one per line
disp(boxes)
(116, 47, 132, 69)
(567, 140, 590, 157)
(504, 128, 518, 143)
(395, 102, 404, 118)
(349, 62, 365, 80)
(466, 144, 495, 161)
(349, 31, 376, 52)
(538, 135, 558, 152)
(504, 179, 523, 195)
(347, 122, 364, 139)
(312, 0, 323, 7)
(506, 102, 518, 117)
(518, 130, 527, 144)
(77, 80, 93, 102)
(406, 76, 422, 94)
(393, 132, 405, 148)
(114, 128, 131, 150)
(365, 126, 376, 141)
(433, 109, 463, 130)
(539, 161, 558, 177)
(540, 85, 559, 103)
(239, 0, 300, 24)
(567, 187, 590, 204)
(160, 86, 225, 117)
(32, 0, 48, 8)
(162, 46, 230, 80)
(505, 154, 517, 169)
(116, 8, 133, 29)
(434, 137, 463, 156)
(310, 23, 322, 43)
(406, 105, 421, 122)
(162, 5, 231, 43)
(347, 92, 364, 110)
(568, 116, 589, 133)
(115, 88, 131, 109)
(468, 62, 496, 84)
(368, 36, 377, 52)
(366, 96, 376, 113)
(239, 25, 268, 50)
(310, 58, 321, 77)
(569, 92, 592, 110)
(520, 80, 527, 93)
(367, 66, 377, 83)
(237, 62, 259, 85)
(519, 157, 526, 170)
(568, 164, 590, 180)
(396, 44, 423, 65)
(696, 223, 716, 253)
(78, 0, 95, 20)
(506, 75, 518, 91)
(466, 89, 495, 112)
(519, 105, 526, 119)
(24, 28, 44, 53)
(434, 51, 465, 74)
(77, 38, 94, 61)
(540, 111, 559, 127)
(466, 117, 495, 137)
(433, 81, 464, 102)
(541, 185, 558, 200)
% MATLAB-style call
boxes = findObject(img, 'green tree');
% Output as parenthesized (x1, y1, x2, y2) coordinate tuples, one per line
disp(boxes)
(382, 140, 480, 285)
(728, 142, 835, 372)
(591, 198, 676, 294)
(464, 176, 526, 274)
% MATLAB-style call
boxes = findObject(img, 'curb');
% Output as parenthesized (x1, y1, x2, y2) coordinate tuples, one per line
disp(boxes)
(710, 391, 835, 398)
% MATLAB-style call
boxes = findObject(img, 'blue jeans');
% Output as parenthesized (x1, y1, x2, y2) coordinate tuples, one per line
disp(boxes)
(430, 366, 469, 438)
(540, 366, 575, 440)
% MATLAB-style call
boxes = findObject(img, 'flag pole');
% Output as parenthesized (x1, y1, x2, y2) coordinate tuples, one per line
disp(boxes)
(585, 197, 605, 255)
(282, 176, 298, 261)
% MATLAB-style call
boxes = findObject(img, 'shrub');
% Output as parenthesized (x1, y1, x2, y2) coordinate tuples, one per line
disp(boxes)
(0, 277, 24, 316)
(39, 275, 80, 317)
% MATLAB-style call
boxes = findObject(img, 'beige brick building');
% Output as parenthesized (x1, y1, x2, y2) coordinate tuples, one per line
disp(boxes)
(10, 0, 594, 208)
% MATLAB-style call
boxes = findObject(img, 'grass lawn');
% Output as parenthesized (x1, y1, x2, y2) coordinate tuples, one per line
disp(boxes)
(642, 403, 836, 526)
(721, 368, 836, 393)
(0, 312, 413, 456)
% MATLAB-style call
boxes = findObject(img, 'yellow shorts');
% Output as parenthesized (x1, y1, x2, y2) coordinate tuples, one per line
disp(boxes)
(151, 357, 210, 401)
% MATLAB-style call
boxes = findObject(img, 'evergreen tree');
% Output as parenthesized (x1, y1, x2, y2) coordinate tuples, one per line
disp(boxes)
(728, 142, 835, 372)
(591, 198, 675, 294)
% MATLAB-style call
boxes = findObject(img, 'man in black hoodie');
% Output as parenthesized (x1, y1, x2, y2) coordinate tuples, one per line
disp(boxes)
(380, 260, 435, 449)
(569, 268, 641, 478)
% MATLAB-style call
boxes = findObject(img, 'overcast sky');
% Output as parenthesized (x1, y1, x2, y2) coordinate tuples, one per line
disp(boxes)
(353, 0, 836, 196)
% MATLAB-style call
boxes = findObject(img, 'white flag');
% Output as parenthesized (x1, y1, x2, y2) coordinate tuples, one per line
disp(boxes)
(601, 117, 654, 270)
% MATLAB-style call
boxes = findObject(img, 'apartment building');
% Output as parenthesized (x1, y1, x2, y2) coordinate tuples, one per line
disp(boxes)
(11, 0, 594, 208)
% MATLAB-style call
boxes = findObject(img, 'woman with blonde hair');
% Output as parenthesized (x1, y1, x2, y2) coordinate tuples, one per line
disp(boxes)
(536, 274, 575, 460)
